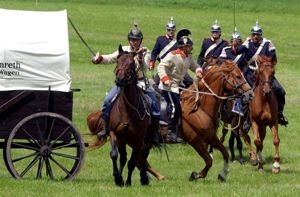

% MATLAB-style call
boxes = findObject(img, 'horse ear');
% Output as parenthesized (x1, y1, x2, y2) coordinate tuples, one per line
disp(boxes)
(118, 44, 124, 54)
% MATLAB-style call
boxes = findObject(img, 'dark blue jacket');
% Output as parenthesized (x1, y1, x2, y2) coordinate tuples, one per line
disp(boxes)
(235, 38, 277, 66)
(151, 35, 177, 62)
(219, 46, 247, 71)
(197, 37, 228, 66)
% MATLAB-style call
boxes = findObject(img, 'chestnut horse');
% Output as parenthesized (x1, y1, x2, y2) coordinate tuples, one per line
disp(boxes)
(250, 55, 280, 173)
(180, 60, 254, 181)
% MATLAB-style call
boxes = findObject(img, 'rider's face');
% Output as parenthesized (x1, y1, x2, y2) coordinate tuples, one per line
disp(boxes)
(182, 45, 193, 56)
(166, 28, 176, 37)
(129, 38, 142, 52)
(251, 33, 262, 43)
(211, 31, 221, 40)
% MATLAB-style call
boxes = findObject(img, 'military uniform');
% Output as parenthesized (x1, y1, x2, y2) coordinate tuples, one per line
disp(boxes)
(197, 19, 229, 68)
(92, 24, 161, 137)
(234, 21, 288, 126)
(151, 17, 193, 88)
(157, 33, 203, 142)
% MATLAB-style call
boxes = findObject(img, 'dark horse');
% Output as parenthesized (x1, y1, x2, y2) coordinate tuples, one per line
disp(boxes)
(250, 55, 280, 173)
(219, 100, 257, 165)
(88, 45, 164, 186)
(110, 45, 164, 186)
(180, 60, 254, 181)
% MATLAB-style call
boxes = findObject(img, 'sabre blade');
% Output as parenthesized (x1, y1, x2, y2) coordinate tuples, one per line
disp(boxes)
(68, 17, 96, 56)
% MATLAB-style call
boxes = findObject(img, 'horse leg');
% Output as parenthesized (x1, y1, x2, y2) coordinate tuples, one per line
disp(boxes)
(228, 132, 235, 161)
(136, 160, 165, 181)
(109, 133, 124, 186)
(188, 137, 213, 181)
(270, 125, 280, 173)
(220, 123, 229, 143)
(236, 133, 245, 164)
(139, 147, 150, 185)
(125, 149, 139, 186)
(210, 135, 230, 182)
(242, 130, 258, 166)
(253, 125, 266, 171)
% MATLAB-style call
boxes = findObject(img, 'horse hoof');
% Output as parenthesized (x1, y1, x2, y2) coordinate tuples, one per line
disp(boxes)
(125, 179, 132, 187)
(140, 177, 150, 185)
(272, 162, 280, 173)
(114, 176, 124, 187)
(272, 167, 280, 174)
(250, 159, 258, 166)
(217, 173, 226, 182)
(189, 171, 199, 181)
(239, 159, 245, 165)
(258, 167, 264, 173)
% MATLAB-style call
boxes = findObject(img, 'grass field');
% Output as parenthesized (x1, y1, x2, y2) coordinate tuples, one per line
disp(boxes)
(0, 0, 299, 196)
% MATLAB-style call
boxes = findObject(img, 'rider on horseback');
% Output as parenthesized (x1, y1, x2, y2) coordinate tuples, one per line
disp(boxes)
(91, 23, 160, 138)
(232, 21, 288, 126)
(157, 29, 203, 143)
(197, 19, 229, 70)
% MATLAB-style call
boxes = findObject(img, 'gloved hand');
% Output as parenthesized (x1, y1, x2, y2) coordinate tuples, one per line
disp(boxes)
(195, 67, 204, 79)
(149, 60, 155, 70)
(163, 79, 171, 86)
(92, 52, 103, 64)
(161, 75, 171, 86)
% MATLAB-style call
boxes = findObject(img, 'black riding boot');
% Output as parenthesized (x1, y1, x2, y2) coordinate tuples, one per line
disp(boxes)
(148, 116, 160, 147)
(97, 117, 108, 138)
(278, 103, 288, 126)
(166, 119, 183, 143)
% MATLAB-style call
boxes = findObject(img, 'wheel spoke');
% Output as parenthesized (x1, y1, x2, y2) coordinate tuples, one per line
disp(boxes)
(12, 151, 38, 163)
(19, 155, 40, 177)
(37, 157, 44, 179)
(48, 126, 71, 149)
(11, 142, 39, 151)
(51, 151, 79, 160)
(44, 157, 54, 179)
(21, 127, 42, 147)
(48, 155, 72, 176)
(51, 141, 80, 150)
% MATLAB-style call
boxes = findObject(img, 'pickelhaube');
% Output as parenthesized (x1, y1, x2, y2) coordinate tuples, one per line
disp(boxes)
(251, 20, 263, 35)
(128, 22, 143, 40)
(231, 27, 242, 40)
(210, 19, 221, 32)
(166, 16, 176, 30)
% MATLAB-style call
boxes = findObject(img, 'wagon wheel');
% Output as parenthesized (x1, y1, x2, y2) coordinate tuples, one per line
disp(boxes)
(3, 112, 85, 181)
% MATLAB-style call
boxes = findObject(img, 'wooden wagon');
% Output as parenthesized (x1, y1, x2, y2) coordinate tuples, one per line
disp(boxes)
(0, 9, 85, 180)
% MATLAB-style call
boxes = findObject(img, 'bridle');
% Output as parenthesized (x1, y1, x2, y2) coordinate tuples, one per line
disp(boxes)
(114, 53, 136, 87)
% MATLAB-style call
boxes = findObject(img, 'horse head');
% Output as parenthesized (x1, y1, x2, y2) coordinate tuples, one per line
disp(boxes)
(204, 60, 254, 103)
(114, 45, 136, 87)
(256, 55, 276, 97)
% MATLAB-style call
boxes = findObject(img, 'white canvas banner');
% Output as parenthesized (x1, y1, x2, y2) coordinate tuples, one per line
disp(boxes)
(0, 9, 71, 92)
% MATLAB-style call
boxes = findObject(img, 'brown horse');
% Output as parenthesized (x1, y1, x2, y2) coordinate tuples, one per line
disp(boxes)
(219, 100, 258, 165)
(86, 110, 165, 182)
(88, 45, 163, 186)
(250, 55, 280, 173)
(180, 60, 254, 181)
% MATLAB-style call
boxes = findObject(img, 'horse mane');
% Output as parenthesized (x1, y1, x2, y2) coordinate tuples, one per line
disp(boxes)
(181, 60, 237, 111)
(204, 60, 237, 82)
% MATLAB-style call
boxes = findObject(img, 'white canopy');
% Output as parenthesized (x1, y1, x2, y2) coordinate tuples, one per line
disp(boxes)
(0, 9, 71, 92)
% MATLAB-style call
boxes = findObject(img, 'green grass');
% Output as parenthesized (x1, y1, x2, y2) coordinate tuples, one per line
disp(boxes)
(0, 0, 300, 196)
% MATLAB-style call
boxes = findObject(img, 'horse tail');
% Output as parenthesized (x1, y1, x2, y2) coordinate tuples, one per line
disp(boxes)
(85, 109, 108, 151)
